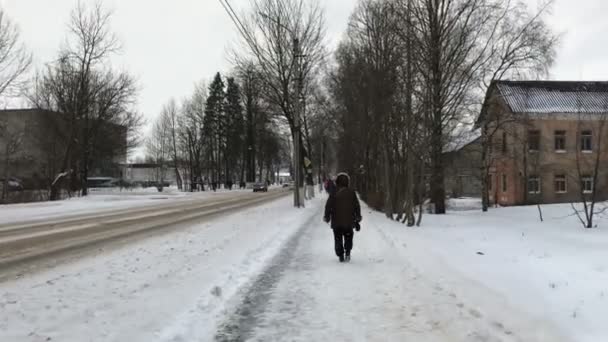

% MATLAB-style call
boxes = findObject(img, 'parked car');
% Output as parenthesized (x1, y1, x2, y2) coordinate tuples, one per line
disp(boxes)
(253, 183, 268, 192)
(87, 177, 115, 188)
(1, 177, 24, 191)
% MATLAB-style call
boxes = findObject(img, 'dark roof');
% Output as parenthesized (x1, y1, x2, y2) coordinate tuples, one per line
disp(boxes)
(495, 80, 608, 114)
(443, 128, 481, 153)
(0, 108, 64, 116)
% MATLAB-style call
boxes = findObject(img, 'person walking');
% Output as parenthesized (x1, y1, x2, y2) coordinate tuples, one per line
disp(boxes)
(325, 177, 337, 196)
(323, 173, 362, 262)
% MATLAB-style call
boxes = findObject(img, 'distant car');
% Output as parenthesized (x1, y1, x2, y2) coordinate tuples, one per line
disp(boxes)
(4, 177, 23, 191)
(253, 183, 268, 192)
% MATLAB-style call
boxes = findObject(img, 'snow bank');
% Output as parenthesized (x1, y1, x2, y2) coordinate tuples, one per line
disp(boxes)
(370, 202, 608, 342)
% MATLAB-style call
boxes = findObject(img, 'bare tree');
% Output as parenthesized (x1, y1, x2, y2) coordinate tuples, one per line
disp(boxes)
(223, 0, 326, 195)
(570, 90, 608, 228)
(236, 62, 263, 184)
(476, 0, 557, 211)
(163, 98, 183, 190)
(0, 8, 31, 100)
(0, 8, 31, 201)
(178, 81, 206, 191)
(29, 1, 142, 199)
(410, 0, 557, 214)
(147, 110, 171, 192)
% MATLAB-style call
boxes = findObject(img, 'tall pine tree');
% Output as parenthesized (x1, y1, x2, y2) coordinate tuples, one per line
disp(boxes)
(224, 77, 244, 185)
(203, 72, 226, 186)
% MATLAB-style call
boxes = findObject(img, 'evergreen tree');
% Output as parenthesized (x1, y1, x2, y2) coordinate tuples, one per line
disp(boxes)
(204, 72, 226, 185)
(225, 77, 245, 184)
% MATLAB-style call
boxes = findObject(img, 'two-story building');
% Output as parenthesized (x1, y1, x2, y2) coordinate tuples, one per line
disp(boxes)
(479, 80, 608, 205)
(0, 108, 127, 186)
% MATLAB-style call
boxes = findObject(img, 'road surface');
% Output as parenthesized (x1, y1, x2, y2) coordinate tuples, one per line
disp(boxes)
(0, 189, 288, 273)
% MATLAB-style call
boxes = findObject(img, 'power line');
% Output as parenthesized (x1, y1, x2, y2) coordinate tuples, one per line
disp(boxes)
(217, 0, 274, 69)
(217, 0, 249, 45)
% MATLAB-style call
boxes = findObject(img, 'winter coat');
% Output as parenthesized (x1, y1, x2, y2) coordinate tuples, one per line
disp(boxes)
(324, 187, 362, 229)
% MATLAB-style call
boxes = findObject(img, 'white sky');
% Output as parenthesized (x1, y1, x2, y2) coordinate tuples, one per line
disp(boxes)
(1, 0, 607, 135)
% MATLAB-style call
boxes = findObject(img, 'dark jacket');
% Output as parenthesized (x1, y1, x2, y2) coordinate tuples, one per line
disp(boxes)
(325, 180, 337, 195)
(324, 187, 362, 229)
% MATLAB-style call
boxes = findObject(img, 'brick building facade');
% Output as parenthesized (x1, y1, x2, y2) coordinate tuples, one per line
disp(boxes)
(480, 81, 608, 206)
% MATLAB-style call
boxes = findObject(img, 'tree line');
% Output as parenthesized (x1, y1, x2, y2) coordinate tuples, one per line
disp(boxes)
(147, 68, 286, 192)
(328, 0, 557, 223)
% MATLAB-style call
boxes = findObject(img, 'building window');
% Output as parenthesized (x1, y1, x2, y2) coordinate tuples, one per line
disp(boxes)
(582, 176, 594, 194)
(528, 176, 541, 194)
(502, 174, 507, 193)
(528, 130, 540, 152)
(502, 131, 507, 154)
(554, 130, 566, 152)
(581, 130, 592, 152)
(554, 175, 567, 194)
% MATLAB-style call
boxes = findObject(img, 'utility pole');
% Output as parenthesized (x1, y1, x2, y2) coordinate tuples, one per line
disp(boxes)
(293, 37, 303, 208)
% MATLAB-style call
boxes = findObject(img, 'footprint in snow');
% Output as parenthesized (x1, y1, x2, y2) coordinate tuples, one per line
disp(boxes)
(211, 286, 222, 297)
(469, 308, 483, 319)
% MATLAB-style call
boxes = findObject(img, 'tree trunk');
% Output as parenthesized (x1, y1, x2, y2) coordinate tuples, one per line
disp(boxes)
(416, 161, 426, 227)
(480, 124, 490, 212)
(81, 155, 89, 197)
(382, 133, 393, 219)
(430, 125, 445, 214)
(174, 166, 182, 190)
(1, 145, 9, 202)
(405, 150, 416, 226)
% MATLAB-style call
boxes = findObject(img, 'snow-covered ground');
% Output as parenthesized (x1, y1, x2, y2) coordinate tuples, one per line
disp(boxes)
(373, 201, 608, 342)
(0, 196, 320, 342)
(0, 187, 252, 225)
(1, 194, 605, 341)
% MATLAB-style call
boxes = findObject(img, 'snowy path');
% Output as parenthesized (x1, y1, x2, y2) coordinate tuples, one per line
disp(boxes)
(216, 202, 567, 342)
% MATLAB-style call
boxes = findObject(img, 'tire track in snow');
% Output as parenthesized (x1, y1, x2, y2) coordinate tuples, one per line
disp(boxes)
(214, 205, 323, 342)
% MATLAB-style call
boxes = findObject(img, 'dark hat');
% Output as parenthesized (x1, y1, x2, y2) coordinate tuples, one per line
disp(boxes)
(336, 172, 350, 187)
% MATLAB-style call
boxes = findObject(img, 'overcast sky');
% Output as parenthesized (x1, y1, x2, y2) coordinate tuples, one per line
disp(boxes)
(1, 0, 607, 135)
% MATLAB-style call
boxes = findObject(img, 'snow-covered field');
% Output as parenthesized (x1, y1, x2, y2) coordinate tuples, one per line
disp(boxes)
(374, 200, 608, 342)
(0, 187, 252, 225)
(0, 193, 605, 341)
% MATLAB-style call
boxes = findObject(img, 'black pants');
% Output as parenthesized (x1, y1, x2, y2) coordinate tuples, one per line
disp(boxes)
(333, 227, 354, 257)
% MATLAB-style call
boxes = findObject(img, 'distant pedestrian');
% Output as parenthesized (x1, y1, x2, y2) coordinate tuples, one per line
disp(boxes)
(325, 178, 337, 196)
(323, 173, 362, 263)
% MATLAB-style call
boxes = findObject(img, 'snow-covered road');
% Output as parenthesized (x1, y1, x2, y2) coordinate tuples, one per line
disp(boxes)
(0, 196, 318, 342)
(0, 194, 578, 341)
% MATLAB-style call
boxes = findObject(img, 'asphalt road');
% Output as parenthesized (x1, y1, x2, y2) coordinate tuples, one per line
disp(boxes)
(0, 189, 290, 276)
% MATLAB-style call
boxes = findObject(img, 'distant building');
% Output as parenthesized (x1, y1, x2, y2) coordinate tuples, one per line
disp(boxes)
(121, 163, 176, 186)
(443, 130, 482, 198)
(0, 108, 126, 186)
(478, 80, 608, 205)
